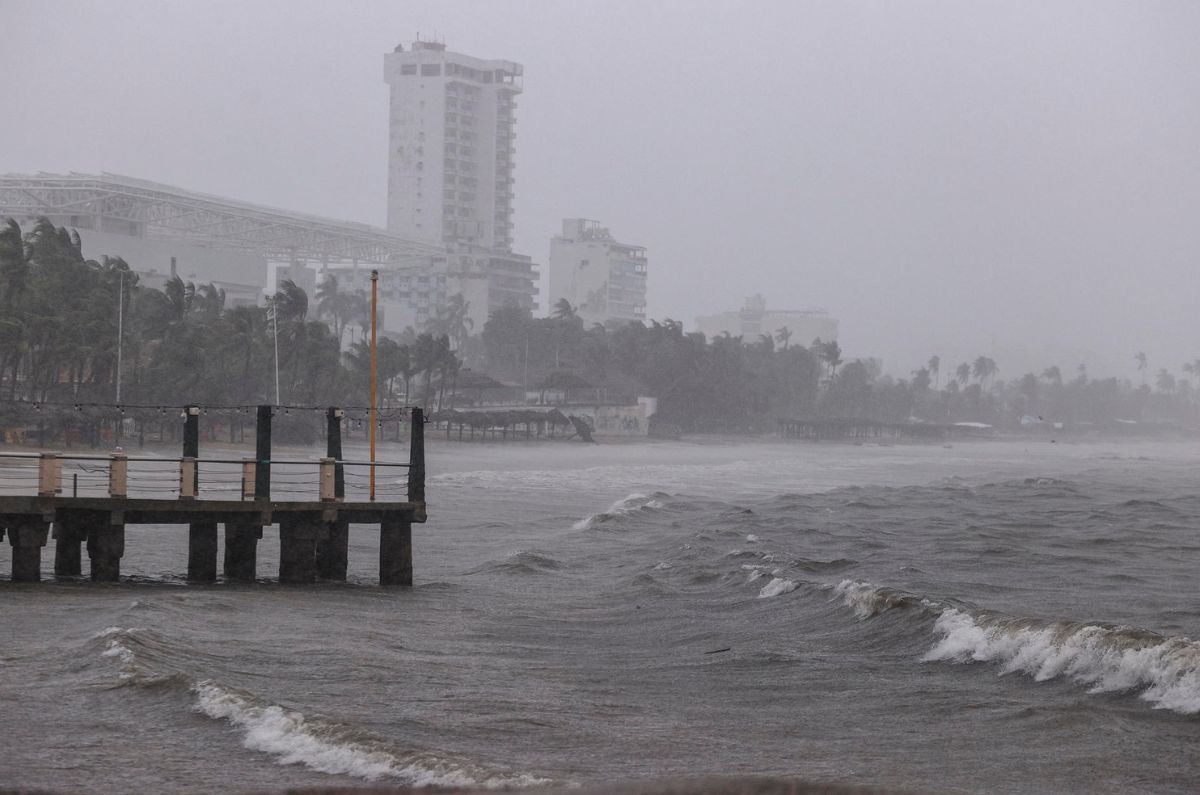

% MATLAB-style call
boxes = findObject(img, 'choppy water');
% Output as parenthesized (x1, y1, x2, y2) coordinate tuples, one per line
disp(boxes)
(3, 437, 1200, 794)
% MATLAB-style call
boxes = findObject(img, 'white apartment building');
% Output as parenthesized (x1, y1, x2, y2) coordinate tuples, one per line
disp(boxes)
(548, 219, 647, 326)
(383, 40, 538, 325)
(696, 294, 838, 347)
(384, 40, 521, 252)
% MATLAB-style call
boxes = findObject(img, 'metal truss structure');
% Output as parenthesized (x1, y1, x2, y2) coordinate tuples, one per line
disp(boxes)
(0, 172, 444, 266)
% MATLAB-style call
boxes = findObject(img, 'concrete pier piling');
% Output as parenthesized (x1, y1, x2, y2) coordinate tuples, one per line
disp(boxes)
(7, 519, 50, 582)
(379, 516, 412, 587)
(278, 513, 323, 584)
(316, 520, 349, 580)
(53, 512, 88, 576)
(86, 521, 125, 582)
(188, 522, 219, 583)
(223, 522, 261, 582)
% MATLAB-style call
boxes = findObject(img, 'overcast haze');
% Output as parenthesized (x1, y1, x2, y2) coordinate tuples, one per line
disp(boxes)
(3, 0, 1198, 379)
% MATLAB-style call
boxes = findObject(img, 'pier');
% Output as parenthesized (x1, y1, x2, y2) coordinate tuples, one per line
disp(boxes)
(0, 405, 426, 586)
(778, 417, 994, 440)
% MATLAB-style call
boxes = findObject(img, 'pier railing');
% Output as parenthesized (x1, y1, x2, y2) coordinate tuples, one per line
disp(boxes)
(0, 404, 428, 585)
(0, 452, 412, 502)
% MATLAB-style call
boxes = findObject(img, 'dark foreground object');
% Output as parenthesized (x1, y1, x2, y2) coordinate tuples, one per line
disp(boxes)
(0, 497, 423, 586)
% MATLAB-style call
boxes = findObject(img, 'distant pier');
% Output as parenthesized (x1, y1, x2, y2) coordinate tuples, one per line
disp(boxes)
(778, 417, 993, 440)
(0, 405, 426, 586)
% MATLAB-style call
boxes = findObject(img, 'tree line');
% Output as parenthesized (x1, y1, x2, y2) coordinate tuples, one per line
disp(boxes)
(471, 299, 1198, 433)
(0, 219, 462, 441)
(3, 217, 1195, 443)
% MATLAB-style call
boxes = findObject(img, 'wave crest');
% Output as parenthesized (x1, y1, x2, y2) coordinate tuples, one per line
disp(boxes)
(833, 579, 925, 619)
(572, 492, 668, 530)
(192, 681, 549, 788)
(923, 609, 1200, 714)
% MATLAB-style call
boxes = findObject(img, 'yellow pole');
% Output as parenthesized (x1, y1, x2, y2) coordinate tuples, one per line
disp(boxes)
(369, 269, 378, 501)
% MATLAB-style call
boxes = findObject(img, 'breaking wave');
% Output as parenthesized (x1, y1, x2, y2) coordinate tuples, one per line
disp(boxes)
(465, 550, 566, 576)
(825, 581, 1200, 715)
(572, 492, 668, 530)
(758, 577, 798, 599)
(924, 609, 1200, 714)
(832, 579, 929, 619)
(90, 627, 548, 788)
(193, 681, 549, 788)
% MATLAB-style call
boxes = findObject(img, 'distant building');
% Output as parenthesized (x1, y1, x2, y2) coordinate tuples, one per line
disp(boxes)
(695, 294, 837, 346)
(383, 40, 539, 323)
(0, 172, 440, 310)
(384, 40, 521, 252)
(324, 245, 537, 339)
(548, 219, 647, 326)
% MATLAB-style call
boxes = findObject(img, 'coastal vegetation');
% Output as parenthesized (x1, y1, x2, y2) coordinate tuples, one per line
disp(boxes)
(1, 218, 1196, 442)
(0, 219, 459, 441)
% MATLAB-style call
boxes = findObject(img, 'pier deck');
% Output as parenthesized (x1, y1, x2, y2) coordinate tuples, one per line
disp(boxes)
(0, 404, 426, 586)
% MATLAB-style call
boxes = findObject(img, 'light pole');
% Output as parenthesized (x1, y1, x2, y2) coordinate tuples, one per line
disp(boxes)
(115, 270, 124, 402)
(369, 270, 379, 501)
(270, 294, 281, 406)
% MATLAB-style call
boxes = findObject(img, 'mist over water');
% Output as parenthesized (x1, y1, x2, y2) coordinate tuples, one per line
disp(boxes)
(4, 437, 1200, 794)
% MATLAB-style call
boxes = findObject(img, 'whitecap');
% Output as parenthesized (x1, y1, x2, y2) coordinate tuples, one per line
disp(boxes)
(923, 609, 1200, 714)
(192, 681, 549, 787)
(758, 577, 797, 599)
(572, 492, 664, 530)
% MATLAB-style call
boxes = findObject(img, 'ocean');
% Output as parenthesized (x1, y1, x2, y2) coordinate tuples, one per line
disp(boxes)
(2, 436, 1200, 794)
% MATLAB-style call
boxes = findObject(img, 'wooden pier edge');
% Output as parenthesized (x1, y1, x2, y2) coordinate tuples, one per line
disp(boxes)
(2, 403, 427, 586)
(2, 498, 425, 585)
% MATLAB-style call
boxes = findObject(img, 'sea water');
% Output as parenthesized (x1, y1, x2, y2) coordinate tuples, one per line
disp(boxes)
(2, 437, 1200, 794)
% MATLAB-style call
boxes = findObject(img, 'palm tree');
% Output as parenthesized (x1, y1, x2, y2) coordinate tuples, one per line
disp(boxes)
(1041, 365, 1062, 386)
(552, 298, 577, 320)
(1183, 360, 1200, 390)
(775, 326, 792, 351)
(316, 275, 357, 347)
(927, 355, 940, 389)
(0, 218, 30, 309)
(955, 362, 971, 386)
(972, 356, 998, 388)
(1135, 351, 1148, 386)
(425, 292, 474, 351)
(817, 339, 843, 380)
(163, 276, 194, 324)
(272, 280, 309, 325)
(412, 332, 439, 409)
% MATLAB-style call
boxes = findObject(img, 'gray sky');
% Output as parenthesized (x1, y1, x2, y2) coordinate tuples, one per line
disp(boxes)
(4, 0, 1199, 379)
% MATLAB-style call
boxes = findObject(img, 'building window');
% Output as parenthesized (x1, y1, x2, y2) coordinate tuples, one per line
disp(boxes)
(400, 64, 416, 76)
(421, 64, 441, 76)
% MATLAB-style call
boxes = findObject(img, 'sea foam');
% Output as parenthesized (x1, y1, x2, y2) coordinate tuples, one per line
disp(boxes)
(829, 580, 1200, 716)
(192, 681, 548, 788)
(923, 609, 1200, 714)
(572, 492, 666, 530)
(758, 577, 797, 599)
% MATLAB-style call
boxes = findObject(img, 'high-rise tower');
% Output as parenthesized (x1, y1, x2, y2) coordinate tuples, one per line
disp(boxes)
(384, 40, 522, 252)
